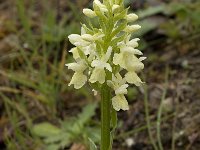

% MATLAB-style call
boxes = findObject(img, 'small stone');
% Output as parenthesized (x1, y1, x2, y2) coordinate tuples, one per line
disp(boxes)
(126, 138, 135, 147)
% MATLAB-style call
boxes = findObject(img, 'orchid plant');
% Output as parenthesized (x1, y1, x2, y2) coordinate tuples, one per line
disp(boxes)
(66, 0, 145, 149)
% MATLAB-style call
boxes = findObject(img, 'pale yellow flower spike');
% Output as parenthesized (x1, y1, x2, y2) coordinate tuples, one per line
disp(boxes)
(66, 0, 146, 111)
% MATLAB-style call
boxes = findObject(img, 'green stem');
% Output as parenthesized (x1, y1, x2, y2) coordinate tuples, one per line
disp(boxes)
(144, 85, 159, 150)
(156, 91, 165, 150)
(101, 82, 111, 150)
(156, 67, 169, 150)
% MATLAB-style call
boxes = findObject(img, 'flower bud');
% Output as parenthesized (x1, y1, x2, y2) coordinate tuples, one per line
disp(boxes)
(126, 13, 138, 22)
(124, 25, 141, 33)
(83, 8, 96, 18)
(94, 0, 103, 7)
(112, 4, 120, 13)
(100, 8, 108, 13)
(94, 0, 108, 13)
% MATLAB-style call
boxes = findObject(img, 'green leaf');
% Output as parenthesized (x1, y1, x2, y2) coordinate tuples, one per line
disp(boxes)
(81, 23, 94, 34)
(44, 132, 69, 144)
(46, 144, 60, 150)
(164, 2, 186, 15)
(88, 138, 97, 150)
(44, 130, 71, 149)
(93, 4, 107, 23)
(89, 82, 100, 91)
(137, 5, 166, 19)
(114, 8, 128, 22)
(77, 103, 97, 126)
(85, 127, 101, 143)
(95, 41, 103, 57)
(98, 18, 106, 33)
(133, 19, 158, 37)
(61, 103, 97, 135)
(110, 20, 127, 38)
(35, 103, 98, 150)
(59, 136, 72, 149)
(32, 122, 61, 137)
(110, 34, 126, 47)
(160, 21, 180, 39)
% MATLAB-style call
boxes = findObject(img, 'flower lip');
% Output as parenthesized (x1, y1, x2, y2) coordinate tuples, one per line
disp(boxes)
(68, 72, 87, 89)
(112, 95, 129, 111)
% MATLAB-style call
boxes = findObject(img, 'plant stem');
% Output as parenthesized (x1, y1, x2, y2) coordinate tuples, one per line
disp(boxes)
(157, 96, 165, 150)
(144, 85, 159, 150)
(156, 66, 169, 150)
(101, 82, 111, 150)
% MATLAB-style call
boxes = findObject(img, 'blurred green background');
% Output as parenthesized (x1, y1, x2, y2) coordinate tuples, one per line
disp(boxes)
(0, 0, 200, 149)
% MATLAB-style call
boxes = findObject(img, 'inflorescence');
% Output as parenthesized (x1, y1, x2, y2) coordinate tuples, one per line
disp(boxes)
(66, 0, 146, 111)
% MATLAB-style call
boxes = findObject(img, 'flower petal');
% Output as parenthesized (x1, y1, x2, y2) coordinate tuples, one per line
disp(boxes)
(68, 34, 82, 45)
(91, 60, 105, 68)
(89, 68, 105, 84)
(115, 84, 129, 95)
(65, 61, 87, 72)
(105, 63, 112, 72)
(81, 44, 96, 55)
(69, 47, 79, 60)
(125, 71, 144, 86)
(74, 41, 90, 47)
(126, 55, 144, 71)
(113, 53, 124, 67)
(91, 60, 112, 71)
(81, 34, 94, 42)
(68, 34, 90, 47)
(69, 72, 87, 89)
(121, 46, 143, 55)
(127, 38, 140, 48)
(112, 95, 129, 111)
(139, 57, 147, 61)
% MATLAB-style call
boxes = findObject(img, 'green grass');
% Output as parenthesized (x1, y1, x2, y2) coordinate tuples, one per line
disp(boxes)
(0, 0, 91, 149)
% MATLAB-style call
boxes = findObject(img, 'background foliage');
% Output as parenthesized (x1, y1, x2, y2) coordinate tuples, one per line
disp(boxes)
(0, 0, 200, 149)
